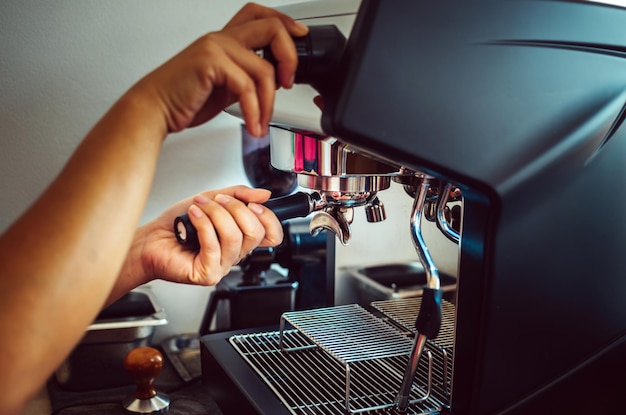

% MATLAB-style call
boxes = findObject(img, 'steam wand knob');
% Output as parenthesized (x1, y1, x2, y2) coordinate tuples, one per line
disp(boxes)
(122, 347, 170, 414)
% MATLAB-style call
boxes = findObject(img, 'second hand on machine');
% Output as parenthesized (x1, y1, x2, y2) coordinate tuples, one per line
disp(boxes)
(173, 191, 326, 250)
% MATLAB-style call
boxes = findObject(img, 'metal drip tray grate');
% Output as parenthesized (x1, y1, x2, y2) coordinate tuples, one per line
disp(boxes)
(371, 298, 456, 349)
(278, 304, 414, 362)
(229, 300, 455, 414)
(230, 330, 442, 414)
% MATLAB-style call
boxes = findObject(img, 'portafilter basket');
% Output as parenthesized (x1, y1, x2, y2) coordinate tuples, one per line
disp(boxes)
(267, 125, 411, 244)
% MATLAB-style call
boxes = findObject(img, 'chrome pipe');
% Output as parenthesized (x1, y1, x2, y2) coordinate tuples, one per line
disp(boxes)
(436, 182, 461, 244)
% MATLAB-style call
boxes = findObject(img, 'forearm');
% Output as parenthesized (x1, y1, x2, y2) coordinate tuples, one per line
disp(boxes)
(106, 224, 153, 306)
(0, 83, 166, 413)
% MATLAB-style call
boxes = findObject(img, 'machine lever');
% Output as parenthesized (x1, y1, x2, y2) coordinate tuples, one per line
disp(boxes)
(174, 191, 320, 250)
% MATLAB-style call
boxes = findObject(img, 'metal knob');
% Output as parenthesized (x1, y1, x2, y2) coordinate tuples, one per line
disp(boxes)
(364, 196, 386, 223)
(122, 347, 170, 414)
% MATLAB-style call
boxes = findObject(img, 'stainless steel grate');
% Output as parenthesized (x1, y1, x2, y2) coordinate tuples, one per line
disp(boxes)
(372, 298, 456, 404)
(278, 304, 429, 412)
(279, 304, 414, 362)
(230, 330, 443, 415)
(229, 299, 456, 414)
(371, 298, 456, 349)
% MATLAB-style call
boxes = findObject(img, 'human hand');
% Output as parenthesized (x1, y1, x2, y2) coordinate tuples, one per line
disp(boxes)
(131, 2, 308, 137)
(124, 186, 283, 288)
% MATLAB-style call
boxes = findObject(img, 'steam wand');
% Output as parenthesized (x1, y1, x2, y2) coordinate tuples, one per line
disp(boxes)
(394, 176, 443, 412)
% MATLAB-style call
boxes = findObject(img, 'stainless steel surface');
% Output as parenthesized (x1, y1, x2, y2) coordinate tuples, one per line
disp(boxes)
(364, 196, 386, 223)
(87, 288, 168, 332)
(372, 298, 455, 407)
(372, 298, 456, 351)
(298, 175, 391, 194)
(345, 262, 457, 305)
(310, 208, 352, 245)
(278, 304, 413, 361)
(72, 325, 156, 345)
(409, 178, 440, 291)
(435, 183, 460, 244)
(269, 127, 404, 177)
(393, 177, 445, 410)
(291, 176, 393, 245)
(373, 298, 454, 407)
(123, 394, 170, 414)
(268, 125, 412, 244)
(55, 288, 168, 391)
(228, 299, 455, 414)
(394, 334, 430, 411)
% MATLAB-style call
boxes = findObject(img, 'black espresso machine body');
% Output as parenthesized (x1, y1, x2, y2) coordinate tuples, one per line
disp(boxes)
(319, 0, 626, 413)
(201, 1, 625, 414)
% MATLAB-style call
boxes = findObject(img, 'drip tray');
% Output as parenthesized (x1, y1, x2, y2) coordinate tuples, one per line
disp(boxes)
(345, 262, 457, 306)
(227, 299, 455, 414)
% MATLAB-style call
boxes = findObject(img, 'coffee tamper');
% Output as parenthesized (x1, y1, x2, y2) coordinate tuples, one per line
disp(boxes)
(122, 347, 170, 413)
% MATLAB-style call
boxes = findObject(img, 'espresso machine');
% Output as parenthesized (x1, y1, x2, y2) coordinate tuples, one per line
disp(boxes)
(197, 0, 626, 414)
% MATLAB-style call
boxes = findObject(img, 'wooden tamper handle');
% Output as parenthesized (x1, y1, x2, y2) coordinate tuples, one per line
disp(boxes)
(122, 347, 170, 413)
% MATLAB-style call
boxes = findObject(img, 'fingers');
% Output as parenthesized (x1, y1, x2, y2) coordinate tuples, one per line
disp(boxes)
(247, 201, 284, 247)
(184, 206, 222, 286)
(225, 2, 308, 39)
(220, 5, 308, 134)
(214, 17, 300, 134)
(225, 17, 303, 88)
(215, 39, 277, 136)
(212, 194, 265, 262)
(226, 185, 272, 204)
(187, 187, 283, 272)
(155, 3, 307, 136)
(205, 45, 271, 137)
(193, 26, 284, 136)
(213, 187, 283, 248)
(226, 186, 284, 246)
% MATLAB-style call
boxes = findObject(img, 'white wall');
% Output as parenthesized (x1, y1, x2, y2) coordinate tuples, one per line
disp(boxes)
(0, 0, 459, 342)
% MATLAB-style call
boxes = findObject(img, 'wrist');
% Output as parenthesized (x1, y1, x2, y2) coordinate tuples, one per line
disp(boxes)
(117, 79, 170, 142)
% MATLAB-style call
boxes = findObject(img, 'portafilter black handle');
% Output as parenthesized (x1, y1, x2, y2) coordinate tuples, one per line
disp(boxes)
(174, 191, 316, 250)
